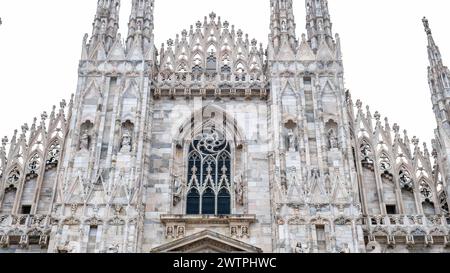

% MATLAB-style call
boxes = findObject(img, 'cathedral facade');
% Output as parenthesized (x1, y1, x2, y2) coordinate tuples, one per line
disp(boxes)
(0, 0, 449, 253)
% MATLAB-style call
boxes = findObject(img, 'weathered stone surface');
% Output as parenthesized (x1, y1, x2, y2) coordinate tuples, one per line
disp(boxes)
(0, 0, 449, 253)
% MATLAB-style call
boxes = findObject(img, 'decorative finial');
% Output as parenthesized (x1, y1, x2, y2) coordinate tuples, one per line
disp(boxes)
(21, 123, 29, 134)
(393, 124, 400, 133)
(209, 12, 216, 21)
(422, 17, 432, 35)
(374, 111, 381, 121)
(60, 99, 67, 109)
(412, 136, 419, 146)
(41, 111, 48, 121)
(1, 136, 8, 146)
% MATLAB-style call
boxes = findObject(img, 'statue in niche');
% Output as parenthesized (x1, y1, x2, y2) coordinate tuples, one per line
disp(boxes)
(294, 242, 310, 253)
(177, 226, 185, 238)
(328, 129, 338, 149)
(172, 175, 183, 206)
(287, 129, 297, 152)
(318, 21, 323, 31)
(281, 20, 287, 31)
(166, 226, 174, 238)
(120, 128, 132, 153)
(234, 173, 245, 206)
(399, 170, 413, 190)
(79, 130, 90, 151)
(242, 226, 249, 237)
(339, 243, 351, 253)
(107, 243, 119, 253)
(231, 226, 237, 237)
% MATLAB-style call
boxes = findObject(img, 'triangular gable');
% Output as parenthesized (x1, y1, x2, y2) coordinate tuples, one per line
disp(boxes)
(276, 39, 296, 61)
(316, 39, 334, 61)
(298, 38, 315, 61)
(150, 230, 262, 253)
(107, 39, 126, 61)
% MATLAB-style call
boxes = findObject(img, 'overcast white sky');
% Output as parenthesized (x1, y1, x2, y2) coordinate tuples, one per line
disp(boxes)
(0, 0, 449, 145)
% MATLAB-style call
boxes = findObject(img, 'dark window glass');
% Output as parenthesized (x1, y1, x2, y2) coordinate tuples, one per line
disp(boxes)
(186, 129, 232, 215)
(187, 189, 200, 215)
(202, 188, 215, 215)
(217, 189, 231, 215)
(21, 205, 32, 215)
(386, 205, 397, 215)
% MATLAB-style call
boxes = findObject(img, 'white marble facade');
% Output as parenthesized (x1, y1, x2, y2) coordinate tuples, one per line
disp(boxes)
(0, 0, 449, 253)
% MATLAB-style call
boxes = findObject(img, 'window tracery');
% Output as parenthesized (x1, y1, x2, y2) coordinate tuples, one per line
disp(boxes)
(399, 169, 414, 191)
(6, 168, 20, 190)
(46, 142, 61, 165)
(27, 154, 41, 175)
(186, 128, 232, 215)
(419, 180, 433, 202)
(360, 141, 374, 166)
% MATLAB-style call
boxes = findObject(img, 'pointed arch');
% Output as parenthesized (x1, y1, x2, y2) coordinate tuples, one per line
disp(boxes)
(46, 138, 61, 166)
(234, 62, 246, 74)
(175, 105, 246, 148)
(174, 105, 246, 216)
(122, 80, 140, 100)
(26, 151, 43, 176)
(82, 81, 102, 104)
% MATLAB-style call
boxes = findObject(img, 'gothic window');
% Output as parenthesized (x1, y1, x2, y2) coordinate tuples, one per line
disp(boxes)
(186, 128, 232, 215)
(221, 65, 231, 74)
(27, 153, 41, 175)
(177, 63, 187, 73)
(360, 141, 374, 165)
(440, 191, 449, 214)
(206, 53, 217, 73)
(46, 142, 61, 165)
(399, 169, 414, 191)
(379, 153, 392, 173)
(235, 64, 246, 81)
(6, 168, 20, 189)
(236, 63, 245, 74)
(442, 73, 449, 88)
(193, 53, 203, 68)
(419, 180, 433, 201)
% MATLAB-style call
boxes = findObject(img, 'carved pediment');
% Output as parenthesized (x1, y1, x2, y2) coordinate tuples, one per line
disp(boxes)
(150, 230, 262, 253)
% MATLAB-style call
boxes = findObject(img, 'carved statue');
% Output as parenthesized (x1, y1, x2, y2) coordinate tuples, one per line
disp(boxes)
(166, 226, 174, 238)
(339, 243, 351, 253)
(287, 129, 296, 151)
(107, 243, 119, 253)
(120, 128, 132, 153)
(281, 20, 287, 31)
(294, 242, 310, 253)
(172, 176, 183, 206)
(399, 171, 413, 190)
(80, 130, 90, 151)
(242, 226, 249, 238)
(177, 226, 185, 238)
(234, 173, 245, 206)
(57, 241, 76, 253)
(231, 226, 237, 237)
(328, 129, 338, 149)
